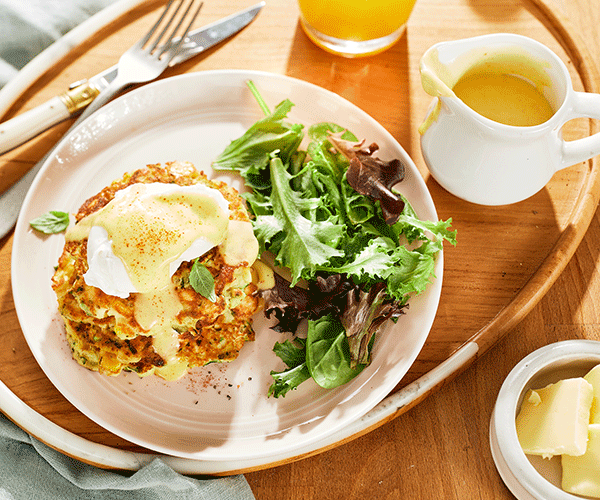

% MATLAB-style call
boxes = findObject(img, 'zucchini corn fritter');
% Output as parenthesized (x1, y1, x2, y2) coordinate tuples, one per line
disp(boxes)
(51, 161, 261, 380)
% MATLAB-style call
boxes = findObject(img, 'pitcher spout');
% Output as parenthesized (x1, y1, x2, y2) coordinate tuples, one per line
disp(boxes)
(419, 35, 504, 99)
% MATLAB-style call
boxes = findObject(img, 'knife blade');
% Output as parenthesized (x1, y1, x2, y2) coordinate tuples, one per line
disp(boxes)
(0, 1, 264, 158)
(0, 1, 265, 239)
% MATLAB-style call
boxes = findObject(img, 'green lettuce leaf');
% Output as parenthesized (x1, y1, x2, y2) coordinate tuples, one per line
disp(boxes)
(253, 156, 345, 285)
(306, 315, 364, 389)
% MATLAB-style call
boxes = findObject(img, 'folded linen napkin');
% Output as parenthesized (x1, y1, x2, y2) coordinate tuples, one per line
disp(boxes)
(0, 1, 256, 498)
(0, 0, 120, 86)
(0, 414, 256, 499)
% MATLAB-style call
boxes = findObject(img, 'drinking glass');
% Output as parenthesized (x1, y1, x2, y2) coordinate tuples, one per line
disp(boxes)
(298, 0, 417, 57)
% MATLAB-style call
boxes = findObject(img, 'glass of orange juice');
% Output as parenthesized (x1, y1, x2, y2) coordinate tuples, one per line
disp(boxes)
(298, 0, 417, 57)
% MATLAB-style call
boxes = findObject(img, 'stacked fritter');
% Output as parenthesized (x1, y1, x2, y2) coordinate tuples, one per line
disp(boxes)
(51, 161, 261, 380)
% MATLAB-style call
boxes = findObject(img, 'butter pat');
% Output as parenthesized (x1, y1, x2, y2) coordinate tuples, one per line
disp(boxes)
(562, 424, 600, 497)
(516, 377, 593, 458)
(584, 364, 600, 424)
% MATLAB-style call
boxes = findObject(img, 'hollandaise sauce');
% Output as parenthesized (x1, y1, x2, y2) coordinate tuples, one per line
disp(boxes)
(452, 69, 555, 127)
(66, 181, 259, 380)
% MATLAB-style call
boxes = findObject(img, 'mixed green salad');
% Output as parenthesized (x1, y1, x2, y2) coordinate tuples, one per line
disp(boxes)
(212, 82, 456, 398)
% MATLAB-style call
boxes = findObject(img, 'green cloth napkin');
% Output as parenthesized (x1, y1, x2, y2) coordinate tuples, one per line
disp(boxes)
(0, 1, 256, 498)
(0, 0, 120, 86)
(0, 414, 256, 499)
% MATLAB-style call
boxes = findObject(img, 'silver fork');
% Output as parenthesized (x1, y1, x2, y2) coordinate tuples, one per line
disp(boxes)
(75, 0, 203, 124)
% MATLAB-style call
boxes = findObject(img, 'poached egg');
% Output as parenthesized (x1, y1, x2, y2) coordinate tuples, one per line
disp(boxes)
(70, 182, 232, 298)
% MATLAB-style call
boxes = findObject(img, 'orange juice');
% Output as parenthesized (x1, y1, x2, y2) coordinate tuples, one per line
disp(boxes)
(298, 0, 417, 57)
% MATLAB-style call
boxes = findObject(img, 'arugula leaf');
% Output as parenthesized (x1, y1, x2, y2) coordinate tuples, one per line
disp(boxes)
(212, 99, 304, 190)
(30, 211, 70, 234)
(189, 260, 216, 302)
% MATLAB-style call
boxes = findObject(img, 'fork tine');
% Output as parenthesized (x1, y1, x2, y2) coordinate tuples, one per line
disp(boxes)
(158, 0, 203, 58)
(147, 0, 186, 53)
(137, 0, 178, 49)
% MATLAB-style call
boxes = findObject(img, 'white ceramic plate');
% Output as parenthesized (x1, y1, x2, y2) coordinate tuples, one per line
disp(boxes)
(11, 70, 442, 461)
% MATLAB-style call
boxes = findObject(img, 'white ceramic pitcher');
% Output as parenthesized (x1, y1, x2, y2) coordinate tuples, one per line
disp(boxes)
(419, 33, 600, 206)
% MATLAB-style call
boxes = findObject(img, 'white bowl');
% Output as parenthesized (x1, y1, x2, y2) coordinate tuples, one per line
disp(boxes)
(490, 340, 600, 499)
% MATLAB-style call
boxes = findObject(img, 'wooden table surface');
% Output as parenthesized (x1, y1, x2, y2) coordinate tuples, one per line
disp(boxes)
(1, 0, 600, 498)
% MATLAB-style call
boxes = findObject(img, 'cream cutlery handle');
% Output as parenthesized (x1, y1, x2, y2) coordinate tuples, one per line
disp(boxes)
(0, 81, 101, 156)
(0, 96, 70, 155)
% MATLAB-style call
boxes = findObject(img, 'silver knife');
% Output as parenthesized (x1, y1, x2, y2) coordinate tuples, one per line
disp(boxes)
(0, 2, 264, 157)
(0, 1, 264, 239)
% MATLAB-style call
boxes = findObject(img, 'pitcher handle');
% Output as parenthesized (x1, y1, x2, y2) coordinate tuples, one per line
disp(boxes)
(561, 92, 600, 169)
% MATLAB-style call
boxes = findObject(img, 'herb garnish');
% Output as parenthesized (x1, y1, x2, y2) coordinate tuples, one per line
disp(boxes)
(29, 211, 70, 234)
(189, 260, 217, 302)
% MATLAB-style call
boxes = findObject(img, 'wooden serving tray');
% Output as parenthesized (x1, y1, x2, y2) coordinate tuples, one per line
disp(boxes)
(0, 0, 598, 474)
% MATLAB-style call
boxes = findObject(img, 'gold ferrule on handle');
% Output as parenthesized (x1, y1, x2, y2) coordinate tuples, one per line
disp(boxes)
(59, 81, 101, 114)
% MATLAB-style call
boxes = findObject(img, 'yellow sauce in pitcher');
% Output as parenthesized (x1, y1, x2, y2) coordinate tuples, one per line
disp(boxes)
(452, 68, 555, 127)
